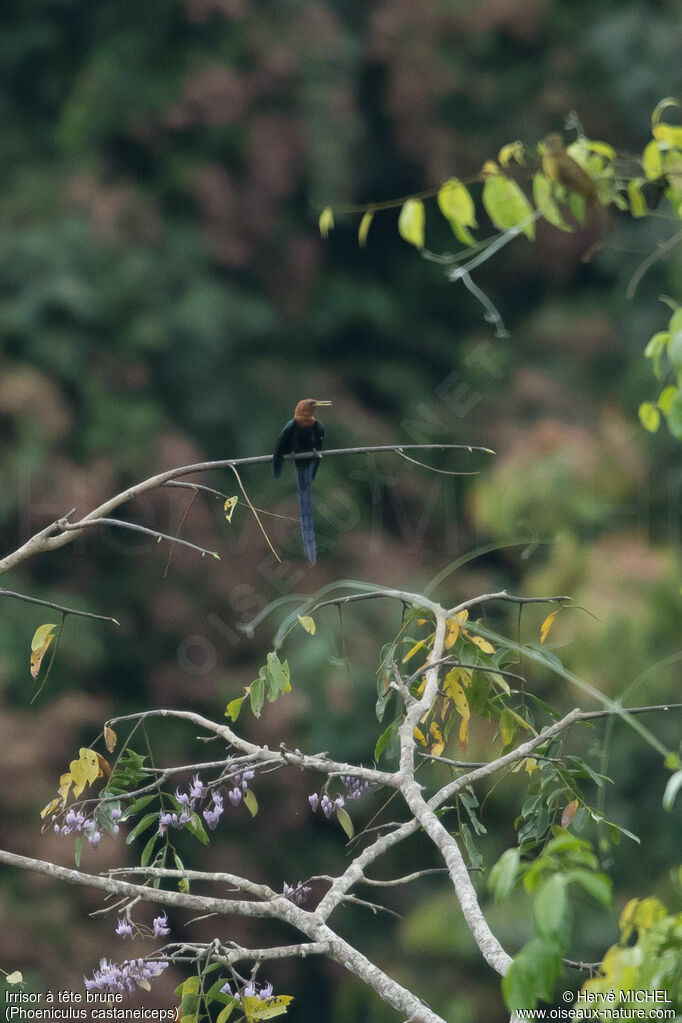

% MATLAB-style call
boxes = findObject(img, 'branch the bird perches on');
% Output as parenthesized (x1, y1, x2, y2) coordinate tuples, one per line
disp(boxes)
(0, 442, 493, 577)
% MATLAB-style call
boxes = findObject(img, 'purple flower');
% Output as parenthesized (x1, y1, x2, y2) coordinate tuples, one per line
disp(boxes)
(158, 812, 178, 836)
(202, 793, 224, 831)
(189, 775, 204, 800)
(87, 829, 102, 849)
(308, 793, 319, 812)
(228, 787, 242, 806)
(175, 788, 190, 806)
(152, 913, 169, 938)
(84, 958, 169, 996)
(283, 881, 311, 906)
(115, 918, 133, 939)
(220, 982, 232, 996)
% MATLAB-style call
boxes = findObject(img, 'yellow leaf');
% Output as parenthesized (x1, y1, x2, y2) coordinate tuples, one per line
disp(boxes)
(429, 721, 443, 742)
(585, 139, 615, 160)
(437, 178, 477, 247)
(499, 708, 515, 747)
(40, 798, 61, 819)
(398, 198, 425, 250)
(70, 760, 87, 799)
(445, 610, 468, 647)
(469, 634, 495, 654)
(540, 609, 560, 644)
(524, 757, 538, 775)
(627, 178, 647, 218)
(481, 159, 500, 176)
(30, 623, 59, 679)
(498, 140, 525, 166)
(242, 995, 293, 1022)
(482, 173, 535, 240)
(532, 172, 571, 231)
(79, 748, 100, 784)
(430, 740, 445, 758)
(358, 210, 374, 247)
(5, 972, 23, 985)
(58, 772, 72, 806)
(104, 725, 117, 753)
(653, 123, 682, 148)
(297, 615, 316, 635)
(561, 799, 578, 829)
(318, 206, 334, 238)
(413, 727, 427, 746)
(402, 639, 426, 663)
(223, 497, 238, 523)
(642, 139, 663, 180)
(458, 716, 469, 750)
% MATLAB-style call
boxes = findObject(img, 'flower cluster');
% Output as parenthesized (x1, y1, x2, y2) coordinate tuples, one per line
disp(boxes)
(158, 767, 256, 837)
(115, 913, 169, 940)
(340, 775, 376, 800)
(282, 880, 311, 905)
(224, 760, 255, 808)
(53, 807, 122, 850)
(220, 980, 274, 1001)
(84, 958, 168, 995)
(308, 792, 345, 818)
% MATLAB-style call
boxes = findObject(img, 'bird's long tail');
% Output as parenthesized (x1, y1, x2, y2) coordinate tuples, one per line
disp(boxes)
(295, 461, 317, 564)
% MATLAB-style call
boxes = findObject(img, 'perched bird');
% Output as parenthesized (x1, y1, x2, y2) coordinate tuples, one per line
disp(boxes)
(273, 398, 332, 564)
(542, 133, 599, 207)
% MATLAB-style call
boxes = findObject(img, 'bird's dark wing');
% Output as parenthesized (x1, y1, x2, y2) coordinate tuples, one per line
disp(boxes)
(273, 419, 296, 478)
(311, 420, 325, 480)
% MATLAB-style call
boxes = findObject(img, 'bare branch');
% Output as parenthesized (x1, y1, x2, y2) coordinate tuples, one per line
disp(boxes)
(59, 517, 220, 560)
(0, 443, 491, 576)
(0, 588, 119, 625)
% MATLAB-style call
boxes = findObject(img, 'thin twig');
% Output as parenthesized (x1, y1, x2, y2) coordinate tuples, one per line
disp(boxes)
(0, 588, 119, 625)
(59, 517, 220, 560)
(227, 463, 281, 564)
(164, 488, 199, 579)
(626, 228, 682, 298)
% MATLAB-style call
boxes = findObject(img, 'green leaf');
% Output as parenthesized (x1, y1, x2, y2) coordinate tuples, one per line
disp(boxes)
(644, 331, 670, 379)
(216, 1003, 236, 1023)
(398, 198, 425, 250)
(489, 847, 521, 902)
(243, 788, 258, 817)
(140, 833, 158, 867)
(534, 875, 569, 950)
(204, 979, 235, 1008)
(336, 806, 354, 839)
(186, 813, 210, 846)
(664, 389, 682, 441)
(565, 869, 612, 908)
(266, 652, 291, 697)
(437, 178, 477, 246)
(374, 720, 398, 762)
(533, 172, 571, 231)
(460, 822, 483, 871)
(638, 401, 660, 432)
(125, 811, 159, 845)
(482, 173, 535, 239)
(249, 677, 265, 718)
(120, 793, 157, 821)
(658, 385, 677, 414)
(225, 696, 246, 722)
(74, 836, 83, 868)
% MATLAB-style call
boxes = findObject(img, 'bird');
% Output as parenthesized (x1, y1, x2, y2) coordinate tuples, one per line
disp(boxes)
(273, 398, 332, 564)
(542, 133, 599, 207)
